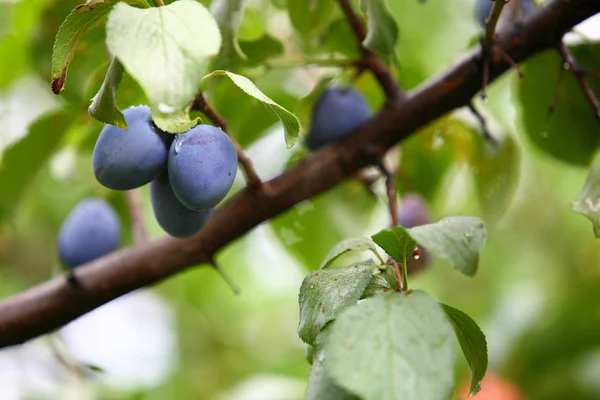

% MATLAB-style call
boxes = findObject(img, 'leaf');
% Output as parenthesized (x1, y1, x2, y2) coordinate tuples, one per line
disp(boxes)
(441, 303, 488, 396)
(360, 0, 399, 63)
(516, 46, 600, 166)
(408, 216, 486, 277)
(88, 57, 126, 129)
(472, 134, 520, 224)
(307, 357, 359, 400)
(238, 35, 284, 66)
(319, 237, 381, 269)
(298, 261, 374, 346)
(361, 274, 393, 298)
(287, 0, 335, 38)
(210, 0, 248, 69)
(0, 112, 72, 219)
(106, 0, 221, 130)
(572, 164, 600, 237)
(204, 70, 300, 148)
(371, 225, 417, 265)
(324, 291, 456, 400)
(51, 1, 116, 94)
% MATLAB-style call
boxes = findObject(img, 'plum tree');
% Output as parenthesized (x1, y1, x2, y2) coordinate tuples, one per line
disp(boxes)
(57, 198, 121, 269)
(398, 193, 432, 274)
(92, 106, 172, 190)
(168, 124, 238, 211)
(150, 172, 212, 238)
(305, 85, 372, 151)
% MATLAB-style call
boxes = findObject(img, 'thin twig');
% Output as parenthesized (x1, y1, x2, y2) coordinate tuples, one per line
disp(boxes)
(467, 102, 496, 145)
(484, 0, 509, 49)
(210, 258, 240, 295)
(336, 0, 404, 102)
(124, 190, 147, 245)
(190, 91, 262, 187)
(558, 42, 600, 122)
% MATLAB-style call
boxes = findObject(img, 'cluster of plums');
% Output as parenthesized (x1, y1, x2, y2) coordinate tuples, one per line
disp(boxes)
(57, 84, 372, 269)
(58, 106, 238, 269)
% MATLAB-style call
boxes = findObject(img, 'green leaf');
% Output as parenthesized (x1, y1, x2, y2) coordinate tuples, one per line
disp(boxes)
(106, 0, 221, 130)
(371, 225, 417, 265)
(298, 261, 374, 346)
(472, 135, 520, 224)
(324, 291, 456, 400)
(572, 164, 600, 237)
(203, 70, 301, 148)
(210, 0, 248, 69)
(360, 0, 399, 63)
(361, 274, 393, 298)
(319, 237, 381, 269)
(51, 1, 117, 94)
(88, 57, 126, 129)
(0, 112, 72, 219)
(516, 46, 600, 166)
(408, 216, 486, 277)
(441, 303, 488, 396)
(287, 0, 335, 38)
(307, 358, 359, 400)
(238, 35, 284, 66)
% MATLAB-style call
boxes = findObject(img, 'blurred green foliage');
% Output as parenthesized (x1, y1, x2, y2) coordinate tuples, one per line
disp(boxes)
(0, 0, 599, 399)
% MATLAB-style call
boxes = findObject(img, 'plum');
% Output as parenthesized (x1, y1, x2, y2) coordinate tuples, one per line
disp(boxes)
(58, 198, 121, 268)
(397, 193, 432, 274)
(150, 172, 212, 238)
(168, 124, 237, 211)
(93, 106, 172, 190)
(305, 86, 371, 151)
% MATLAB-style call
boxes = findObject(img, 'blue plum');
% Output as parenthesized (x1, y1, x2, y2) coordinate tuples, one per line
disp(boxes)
(168, 124, 238, 211)
(58, 198, 121, 269)
(150, 172, 212, 238)
(93, 105, 172, 190)
(305, 85, 371, 151)
(397, 193, 432, 274)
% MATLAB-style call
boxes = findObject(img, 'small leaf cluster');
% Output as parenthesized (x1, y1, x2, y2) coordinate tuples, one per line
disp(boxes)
(298, 216, 489, 399)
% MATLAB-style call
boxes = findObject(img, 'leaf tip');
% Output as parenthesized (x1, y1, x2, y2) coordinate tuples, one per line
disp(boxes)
(51, 70, 67, 94)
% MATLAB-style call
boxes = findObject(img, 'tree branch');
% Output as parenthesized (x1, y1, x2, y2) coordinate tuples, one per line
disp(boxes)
(337, 0, 404, 102)
(190, 91, 262, 187)
(0, 0, 598, 349)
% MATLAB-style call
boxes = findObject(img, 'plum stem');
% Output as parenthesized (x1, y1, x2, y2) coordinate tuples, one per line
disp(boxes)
(336, 0, 405, 103)
(124, 189, 147, 245)
(377, 160, 406, 291)
(190, 91, 262, 188)
(484, 0, 508, 49)
(557, 42, 600, 122)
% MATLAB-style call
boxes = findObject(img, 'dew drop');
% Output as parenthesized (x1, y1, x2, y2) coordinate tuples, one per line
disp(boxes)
(174, 135, 185, 154)
(412, 248, 421, 260)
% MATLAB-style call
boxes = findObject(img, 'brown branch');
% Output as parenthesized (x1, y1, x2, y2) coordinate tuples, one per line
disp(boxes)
(337, 0, 404, 102)
(557, 42, 600, 122)
(484, 0, 509, 48)
(124, 190, 147, 245)
(190, 91, 262, 187)
(0, 0, 598, 349)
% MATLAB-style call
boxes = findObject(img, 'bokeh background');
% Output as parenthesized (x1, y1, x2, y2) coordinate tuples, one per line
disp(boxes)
(1, 0, 600, 399)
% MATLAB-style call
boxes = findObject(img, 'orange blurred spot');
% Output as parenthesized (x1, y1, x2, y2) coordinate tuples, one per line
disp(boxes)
(458, 372, 526, 400)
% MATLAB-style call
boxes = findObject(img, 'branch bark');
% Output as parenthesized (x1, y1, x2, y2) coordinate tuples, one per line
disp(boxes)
(0, 0, 598, 349)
